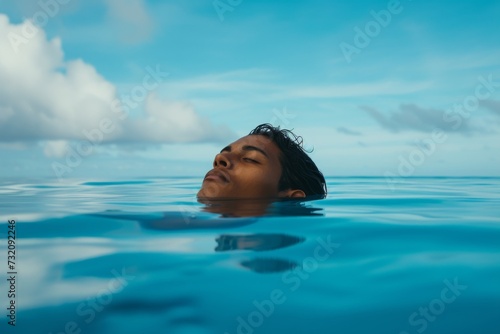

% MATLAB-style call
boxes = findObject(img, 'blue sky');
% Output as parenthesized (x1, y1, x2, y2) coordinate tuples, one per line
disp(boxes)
(0, 0, 499, 181)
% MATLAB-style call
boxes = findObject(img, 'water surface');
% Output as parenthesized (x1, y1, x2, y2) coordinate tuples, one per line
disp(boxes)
(1, 177, 499, 334)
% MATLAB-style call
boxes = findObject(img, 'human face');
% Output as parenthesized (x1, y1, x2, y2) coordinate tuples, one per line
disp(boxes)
(197, 135, 285, 199)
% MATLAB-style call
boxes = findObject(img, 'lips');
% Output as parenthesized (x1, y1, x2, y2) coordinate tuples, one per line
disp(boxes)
(204, 169, 230, 183)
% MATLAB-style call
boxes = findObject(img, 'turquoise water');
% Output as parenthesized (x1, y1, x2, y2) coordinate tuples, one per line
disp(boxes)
(1, 177, 500, 334)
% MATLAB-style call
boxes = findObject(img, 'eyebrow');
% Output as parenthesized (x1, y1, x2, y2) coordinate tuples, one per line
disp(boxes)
(220, 145, 269, 159)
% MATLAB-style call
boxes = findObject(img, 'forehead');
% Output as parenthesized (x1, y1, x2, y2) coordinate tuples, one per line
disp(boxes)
(229, 135, 282, 157)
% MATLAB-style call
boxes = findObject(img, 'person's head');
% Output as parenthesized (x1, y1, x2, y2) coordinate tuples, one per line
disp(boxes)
(197, 123, 326, 200)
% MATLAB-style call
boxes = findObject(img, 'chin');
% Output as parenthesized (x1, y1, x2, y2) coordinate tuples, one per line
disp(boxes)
(197, 187, 219, 199)
(196, 188, 208, 198)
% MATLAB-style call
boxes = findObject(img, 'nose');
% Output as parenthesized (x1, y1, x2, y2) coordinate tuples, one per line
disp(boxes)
(213, 152, 231, 168)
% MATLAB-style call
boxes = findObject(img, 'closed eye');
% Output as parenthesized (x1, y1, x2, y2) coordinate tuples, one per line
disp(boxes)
(243, 158, 259, 163)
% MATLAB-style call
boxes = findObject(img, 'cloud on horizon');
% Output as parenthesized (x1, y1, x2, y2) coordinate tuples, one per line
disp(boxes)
(480, 99, 500, 116)
(361, 103, 498, 135)
(0, 14, 234, 151)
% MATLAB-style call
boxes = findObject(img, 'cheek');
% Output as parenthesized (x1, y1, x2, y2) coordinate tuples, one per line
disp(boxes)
(240, 170, 279, 194)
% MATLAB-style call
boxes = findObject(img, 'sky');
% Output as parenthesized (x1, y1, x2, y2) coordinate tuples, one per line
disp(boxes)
(0, 0, 499, 181)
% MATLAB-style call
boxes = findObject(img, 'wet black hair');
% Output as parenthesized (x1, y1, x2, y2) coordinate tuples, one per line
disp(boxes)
(249, 123, 327, 198)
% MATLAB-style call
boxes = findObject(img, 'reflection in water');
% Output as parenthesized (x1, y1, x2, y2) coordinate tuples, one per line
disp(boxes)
(240, 258, 298, 274)
(215, 233, 304, 252)
(215, 233, 304, 273)
(138, 213, 258, 230)
(93, 198, 324, 231)
(200, 197, 324, 218)
(199, 197, 273, 217)
(91, 201, 317, 274)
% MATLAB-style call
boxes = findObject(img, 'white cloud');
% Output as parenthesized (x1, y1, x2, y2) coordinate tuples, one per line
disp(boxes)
(0, 14, 119, 142)
(41, 140, 68, 158)
(122, 93, 235, 143)
(0, 14, 233, 148)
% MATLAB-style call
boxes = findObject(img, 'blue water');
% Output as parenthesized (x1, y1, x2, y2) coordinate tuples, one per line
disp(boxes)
(1, 177, 499, 334)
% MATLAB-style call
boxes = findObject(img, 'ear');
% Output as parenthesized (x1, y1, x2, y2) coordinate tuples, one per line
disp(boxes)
(279, 189, 306, 198)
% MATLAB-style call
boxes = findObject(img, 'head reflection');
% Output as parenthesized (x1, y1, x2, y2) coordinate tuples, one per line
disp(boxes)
(240, 258, 298, 274)
(198, 197, 272, 217)
(215, 233, 304, 274)
(215, 233, 304, 252)
(198, 197, 324, 218)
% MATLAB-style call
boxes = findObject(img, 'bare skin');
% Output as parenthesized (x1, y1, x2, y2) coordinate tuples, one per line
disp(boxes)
(197, 134, 305, 200)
